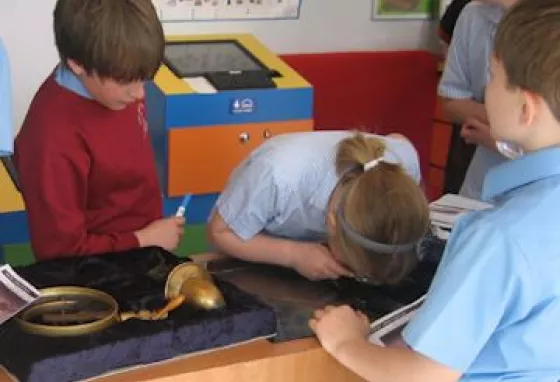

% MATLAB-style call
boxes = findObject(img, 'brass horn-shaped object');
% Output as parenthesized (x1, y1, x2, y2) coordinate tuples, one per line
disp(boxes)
(154, 262, 226, 318)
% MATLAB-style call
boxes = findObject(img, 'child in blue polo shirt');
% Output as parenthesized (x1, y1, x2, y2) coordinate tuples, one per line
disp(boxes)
(0, 38, 12, 157)
(310, 0, 560, 380)
(0, 38, 13, 264)
(208, 131, 430, 283)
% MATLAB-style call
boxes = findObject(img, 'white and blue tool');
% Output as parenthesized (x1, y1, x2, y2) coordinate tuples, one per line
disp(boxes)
(175, 194, 192, 218)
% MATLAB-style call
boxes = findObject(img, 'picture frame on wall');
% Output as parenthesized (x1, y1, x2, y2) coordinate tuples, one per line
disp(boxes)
(153, 0, 303, 22)
(371, 0, 436, 19)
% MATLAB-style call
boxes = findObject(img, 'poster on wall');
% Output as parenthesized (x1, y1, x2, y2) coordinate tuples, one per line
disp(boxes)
(153, 0, 302, 22)
(371, 0, 436, 19)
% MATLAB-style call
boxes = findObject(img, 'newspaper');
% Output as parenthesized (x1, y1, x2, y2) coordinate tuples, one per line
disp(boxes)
(0, 264, 40, 326)
(430, 194, 492, 240)
(368, 295, 425, 346)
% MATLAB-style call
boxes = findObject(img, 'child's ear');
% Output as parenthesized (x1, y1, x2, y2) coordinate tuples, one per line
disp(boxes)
(520, 90, 538, 128)
(327, 212, 336, 232)
(66, 59, 85, 76)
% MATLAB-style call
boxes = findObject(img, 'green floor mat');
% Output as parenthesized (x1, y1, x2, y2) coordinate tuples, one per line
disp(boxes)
(2, 224, 209, 267)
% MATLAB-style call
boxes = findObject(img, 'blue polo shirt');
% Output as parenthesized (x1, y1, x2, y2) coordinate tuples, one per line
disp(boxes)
(403, 147, 560, 381)
(54, 64, 91, 98)
(0, 39, 13, 156)
(214, 131, 421, 242)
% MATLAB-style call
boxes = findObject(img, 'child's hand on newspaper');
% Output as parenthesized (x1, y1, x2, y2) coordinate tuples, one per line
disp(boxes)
(309, 305, 369, 356)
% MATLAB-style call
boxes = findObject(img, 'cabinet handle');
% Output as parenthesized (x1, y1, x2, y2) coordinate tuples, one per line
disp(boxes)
(239, 132, 250, 143)
(263, 129, 272, 139)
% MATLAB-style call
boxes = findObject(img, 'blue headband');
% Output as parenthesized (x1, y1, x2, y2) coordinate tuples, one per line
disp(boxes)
(336, 186, 419, 255)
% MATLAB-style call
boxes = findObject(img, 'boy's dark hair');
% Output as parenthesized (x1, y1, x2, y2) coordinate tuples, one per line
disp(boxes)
(54, 0, 164, 82)
(494, 0, 560, 121)
(438, 0, 472, 43)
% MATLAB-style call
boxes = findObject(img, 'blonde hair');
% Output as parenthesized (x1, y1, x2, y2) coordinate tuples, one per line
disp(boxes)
(333, 134, 429, 285)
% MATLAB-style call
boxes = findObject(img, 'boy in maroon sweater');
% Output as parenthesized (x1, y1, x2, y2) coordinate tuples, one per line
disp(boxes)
(13, 0, 184, 261)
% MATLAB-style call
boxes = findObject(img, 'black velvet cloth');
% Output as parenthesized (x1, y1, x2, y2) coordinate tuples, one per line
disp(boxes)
(334, 234, 444, 319)
(0, 248, 276, 382)
(333, 261, 437, 319)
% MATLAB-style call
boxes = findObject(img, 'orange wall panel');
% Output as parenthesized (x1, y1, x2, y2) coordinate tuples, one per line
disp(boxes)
(434, 96, 452, 123)
(168, 120, 313, 196)
(428, 167, 445, 200)
(430, 122, 452, 168)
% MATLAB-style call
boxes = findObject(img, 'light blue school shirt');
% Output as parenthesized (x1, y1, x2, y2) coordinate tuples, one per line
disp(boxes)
(214, 131, 421, 242)
(54, 65, 91, 98)
(0, 39, 13, 156)
(439, 2, 506, 200)
(403, 147, 560, 381)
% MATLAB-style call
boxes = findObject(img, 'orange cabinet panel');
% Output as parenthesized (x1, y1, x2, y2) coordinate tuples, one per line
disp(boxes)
(430, 122, 452, 168)
(168, 120, 313, 196)
(428, 65, 451, 200)
(434, 96, 452, 123)
(428, 166, 445, 200)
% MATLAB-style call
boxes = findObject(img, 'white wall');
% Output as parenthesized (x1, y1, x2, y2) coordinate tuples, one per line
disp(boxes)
(0, 0, 437, 130)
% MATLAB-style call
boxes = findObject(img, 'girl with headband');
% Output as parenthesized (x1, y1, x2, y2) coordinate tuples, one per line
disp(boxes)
(208, 131, 429, 284)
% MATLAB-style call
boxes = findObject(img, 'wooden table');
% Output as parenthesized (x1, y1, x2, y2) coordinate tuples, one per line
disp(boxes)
(0, 253, 364, 381)
(0, 337, 364, 382)
(100, 337, 364, 382)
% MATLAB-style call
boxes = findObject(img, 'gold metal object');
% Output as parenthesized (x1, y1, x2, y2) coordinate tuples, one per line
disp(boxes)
(17, 286, 175, 337)
(164, 262, 226, 311)
(16, 263, 225, 337)
(17, 286, 119, 337)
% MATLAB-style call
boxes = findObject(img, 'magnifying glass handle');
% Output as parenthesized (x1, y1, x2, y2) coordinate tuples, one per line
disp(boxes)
(119, 309, 154, 322)
(153, 295, 186, 320)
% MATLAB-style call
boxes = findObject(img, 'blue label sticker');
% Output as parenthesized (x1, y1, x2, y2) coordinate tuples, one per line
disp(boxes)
(231, 98, 255, 114)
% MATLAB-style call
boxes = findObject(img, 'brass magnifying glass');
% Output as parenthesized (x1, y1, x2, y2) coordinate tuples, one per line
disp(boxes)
(17, 263, 226, 337)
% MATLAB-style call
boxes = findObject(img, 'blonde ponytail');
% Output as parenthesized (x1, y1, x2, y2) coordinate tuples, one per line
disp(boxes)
(332, 133, 429, 285)
(335, 134, 387, 176)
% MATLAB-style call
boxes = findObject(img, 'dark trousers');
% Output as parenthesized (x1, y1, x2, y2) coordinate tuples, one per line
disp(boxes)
(443, 123, 476, 194)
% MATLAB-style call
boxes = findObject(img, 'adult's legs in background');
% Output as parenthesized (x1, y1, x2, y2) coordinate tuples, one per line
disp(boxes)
(443, 123, 476, 194)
